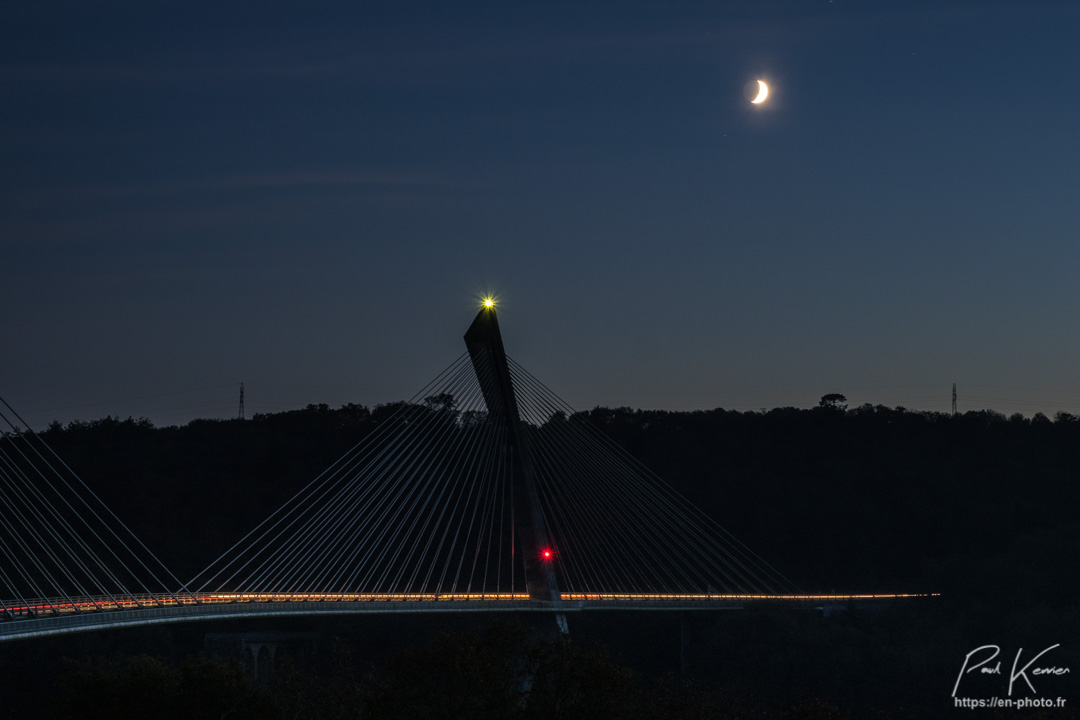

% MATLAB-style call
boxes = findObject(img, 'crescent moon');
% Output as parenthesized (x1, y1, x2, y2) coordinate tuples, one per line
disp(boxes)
(751, 80, 769, 104)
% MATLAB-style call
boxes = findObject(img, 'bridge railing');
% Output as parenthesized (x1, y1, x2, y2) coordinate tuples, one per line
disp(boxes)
(2, 591, 538, 619)
(3, 590, 936, 622)
(2, 592, 201, 618)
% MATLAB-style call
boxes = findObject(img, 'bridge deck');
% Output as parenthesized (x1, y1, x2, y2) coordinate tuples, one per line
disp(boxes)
(0, 592, 936, 642)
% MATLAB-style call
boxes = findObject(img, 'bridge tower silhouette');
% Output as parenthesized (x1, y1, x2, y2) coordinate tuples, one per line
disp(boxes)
(464, 304, 558, 603)
(1, 303, 930, 642)
(187, 300, 800, 605)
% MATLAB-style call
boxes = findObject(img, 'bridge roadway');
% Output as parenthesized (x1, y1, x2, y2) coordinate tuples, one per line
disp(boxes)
(0, 592, 934, 642)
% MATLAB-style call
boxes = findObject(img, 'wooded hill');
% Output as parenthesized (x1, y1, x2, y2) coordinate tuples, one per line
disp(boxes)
(34, 401, 1080, 607)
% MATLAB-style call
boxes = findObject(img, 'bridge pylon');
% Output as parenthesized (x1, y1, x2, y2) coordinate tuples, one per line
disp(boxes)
(464, 304, 561, 605)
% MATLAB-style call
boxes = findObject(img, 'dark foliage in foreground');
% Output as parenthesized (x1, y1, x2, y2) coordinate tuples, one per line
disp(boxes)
(56, 654, 278, 720)
(47, 622, 915, 720)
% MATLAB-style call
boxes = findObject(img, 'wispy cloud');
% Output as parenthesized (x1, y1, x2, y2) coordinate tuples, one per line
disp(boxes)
(0, 168, 452, 246)
(4, 169, 440, 206)
(0, 57, 338, 87)
(1, 183, 453, 248)
(3, 2, 1075, 91)
(102, 170, 440, 198)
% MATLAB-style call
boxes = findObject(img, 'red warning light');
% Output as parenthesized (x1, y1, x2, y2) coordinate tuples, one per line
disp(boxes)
(540, 548, 553, 561)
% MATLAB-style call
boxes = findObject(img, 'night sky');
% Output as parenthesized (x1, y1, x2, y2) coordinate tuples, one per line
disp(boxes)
(4, 0, 1079, 428)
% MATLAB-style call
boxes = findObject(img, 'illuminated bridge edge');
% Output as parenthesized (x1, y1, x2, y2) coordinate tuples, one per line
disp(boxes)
(0, 593, 937, 642)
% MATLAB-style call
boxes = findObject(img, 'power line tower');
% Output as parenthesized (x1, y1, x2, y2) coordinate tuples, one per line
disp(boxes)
(952, 383, 957, 415)
(238, 383, 245, 420)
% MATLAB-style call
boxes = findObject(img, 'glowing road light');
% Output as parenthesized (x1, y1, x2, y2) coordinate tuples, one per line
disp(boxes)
(0, 591, 938, 620)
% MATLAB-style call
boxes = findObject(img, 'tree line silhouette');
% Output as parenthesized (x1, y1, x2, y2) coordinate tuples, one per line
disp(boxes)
(32, 398, 1078, 603)
(6, 399, 1075, 718)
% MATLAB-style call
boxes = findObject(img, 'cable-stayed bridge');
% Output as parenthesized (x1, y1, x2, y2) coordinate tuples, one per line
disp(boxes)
(0, 305, 929, 642)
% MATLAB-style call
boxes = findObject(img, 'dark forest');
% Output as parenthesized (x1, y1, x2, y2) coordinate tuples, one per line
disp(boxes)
(2, 401, 1077, 718)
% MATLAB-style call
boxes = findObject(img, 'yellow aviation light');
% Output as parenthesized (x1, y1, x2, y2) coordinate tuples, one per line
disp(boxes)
(482, 297, 496, 309)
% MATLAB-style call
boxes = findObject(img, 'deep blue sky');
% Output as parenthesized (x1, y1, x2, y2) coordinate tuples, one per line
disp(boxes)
(4, 0, 1079, 427)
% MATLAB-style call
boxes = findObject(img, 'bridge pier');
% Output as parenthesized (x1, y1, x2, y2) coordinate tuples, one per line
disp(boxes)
(464, 305, 562, 611)
(246, 641, 275, 682)
(680, 612, 691, 676)
(204, 631, 317, 684)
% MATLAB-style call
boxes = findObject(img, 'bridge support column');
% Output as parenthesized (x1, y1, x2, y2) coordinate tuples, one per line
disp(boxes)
(205, 632, 316, 685)
(464, 305, 561, 608)
(680, 612, 691, 676)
